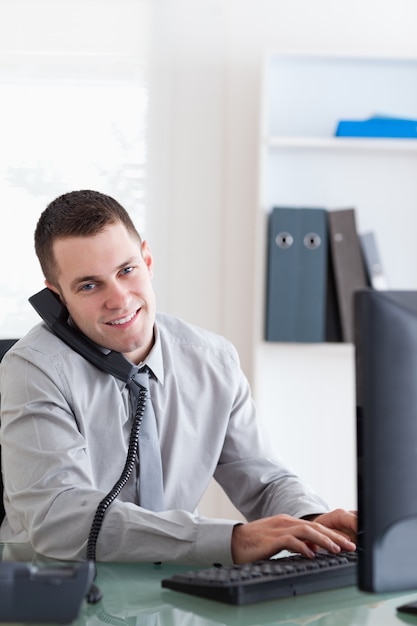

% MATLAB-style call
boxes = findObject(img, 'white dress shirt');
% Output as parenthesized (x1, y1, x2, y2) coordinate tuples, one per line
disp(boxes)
(0, 312, 328, 564)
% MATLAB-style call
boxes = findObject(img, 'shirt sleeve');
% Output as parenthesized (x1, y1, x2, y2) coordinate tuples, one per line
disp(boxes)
(213, 364, 330, 521)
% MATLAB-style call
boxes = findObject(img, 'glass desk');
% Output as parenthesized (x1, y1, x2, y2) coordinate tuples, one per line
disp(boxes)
(2, 543, 417, 626)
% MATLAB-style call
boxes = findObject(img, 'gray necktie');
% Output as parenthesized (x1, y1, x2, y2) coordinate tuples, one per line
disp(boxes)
(128, 367, 164, 511)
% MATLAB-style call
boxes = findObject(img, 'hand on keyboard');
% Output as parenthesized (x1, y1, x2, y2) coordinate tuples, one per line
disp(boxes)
(231, 511, 357, 564)
(312, 509, 357, 544)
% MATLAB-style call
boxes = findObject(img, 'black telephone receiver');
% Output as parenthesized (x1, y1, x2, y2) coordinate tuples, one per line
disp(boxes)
(29, 287, 147, 604)
(29, 288, 137, 383)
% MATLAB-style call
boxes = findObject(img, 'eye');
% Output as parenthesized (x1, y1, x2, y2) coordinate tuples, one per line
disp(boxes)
(80, 282, 96, 292)
(120, 266, 134, 276)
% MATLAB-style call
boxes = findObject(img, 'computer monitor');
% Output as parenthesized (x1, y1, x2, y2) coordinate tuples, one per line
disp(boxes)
(355, 288, 417, 595)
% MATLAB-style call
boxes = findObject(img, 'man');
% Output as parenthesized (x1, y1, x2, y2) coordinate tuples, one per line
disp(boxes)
(0, 190, 356, 564)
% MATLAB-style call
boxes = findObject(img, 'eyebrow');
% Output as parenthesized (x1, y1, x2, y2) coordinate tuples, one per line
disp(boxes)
(69, 256, 141, 292)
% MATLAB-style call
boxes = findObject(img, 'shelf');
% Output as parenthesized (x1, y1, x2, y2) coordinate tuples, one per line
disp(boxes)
(254, 52, 417, 511)
(264, 136, 417, 152)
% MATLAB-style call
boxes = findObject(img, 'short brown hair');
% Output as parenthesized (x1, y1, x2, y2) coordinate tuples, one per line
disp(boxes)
(35, 190, 142, 285)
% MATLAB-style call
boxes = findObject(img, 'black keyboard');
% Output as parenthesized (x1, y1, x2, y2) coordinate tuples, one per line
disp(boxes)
(161, 550, 357, 605)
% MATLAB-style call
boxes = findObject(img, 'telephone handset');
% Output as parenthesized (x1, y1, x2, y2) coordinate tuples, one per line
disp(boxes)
(29, 288, 137, 383)
(29, 287, 147, 604)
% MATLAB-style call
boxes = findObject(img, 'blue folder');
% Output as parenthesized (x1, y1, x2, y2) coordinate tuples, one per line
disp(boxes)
(335, 115, 417, 138)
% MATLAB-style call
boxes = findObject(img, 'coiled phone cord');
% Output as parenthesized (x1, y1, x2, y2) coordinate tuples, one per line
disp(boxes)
(85, 384, 147, 604)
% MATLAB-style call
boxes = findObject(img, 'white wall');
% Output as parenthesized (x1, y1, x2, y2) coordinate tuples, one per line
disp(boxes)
(148, 0, 417, 370)
(147, 0, 417, 517)
(0, 0, 149, 337)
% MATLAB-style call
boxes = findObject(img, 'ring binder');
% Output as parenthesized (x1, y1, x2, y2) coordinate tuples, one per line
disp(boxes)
(265, 207, 328, 343)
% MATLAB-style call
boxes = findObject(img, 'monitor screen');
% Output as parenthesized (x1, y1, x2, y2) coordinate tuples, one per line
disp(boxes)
(355, 289, 417, 593)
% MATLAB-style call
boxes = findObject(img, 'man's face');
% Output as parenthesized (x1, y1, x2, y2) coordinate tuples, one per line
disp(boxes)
(46, 221, 156, 364)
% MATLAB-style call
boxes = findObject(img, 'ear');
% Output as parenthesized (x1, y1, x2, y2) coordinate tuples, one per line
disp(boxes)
(44, 280, 64, 301)
(141, 241, 154, 278)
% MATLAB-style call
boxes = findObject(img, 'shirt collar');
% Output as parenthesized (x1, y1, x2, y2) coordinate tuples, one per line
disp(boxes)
(136, 323, 164, 385)
(68, 316, 164, 386)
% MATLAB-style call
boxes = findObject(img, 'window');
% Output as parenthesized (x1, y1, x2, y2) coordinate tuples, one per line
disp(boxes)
(0, 1, 149, 336)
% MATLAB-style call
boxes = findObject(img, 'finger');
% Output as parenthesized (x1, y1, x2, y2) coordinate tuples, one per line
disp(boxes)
(307, 520, 356, 550)
(271, 526, 350, 559)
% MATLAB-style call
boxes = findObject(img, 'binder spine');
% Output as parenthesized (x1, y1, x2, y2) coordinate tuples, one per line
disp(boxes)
(265, 207, 328, 343)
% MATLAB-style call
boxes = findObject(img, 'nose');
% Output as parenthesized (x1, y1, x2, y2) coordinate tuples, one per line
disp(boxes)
(103, 281, 130, 310)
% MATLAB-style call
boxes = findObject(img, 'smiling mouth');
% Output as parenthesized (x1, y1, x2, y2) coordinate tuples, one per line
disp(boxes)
(107, 310, 138, 326)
